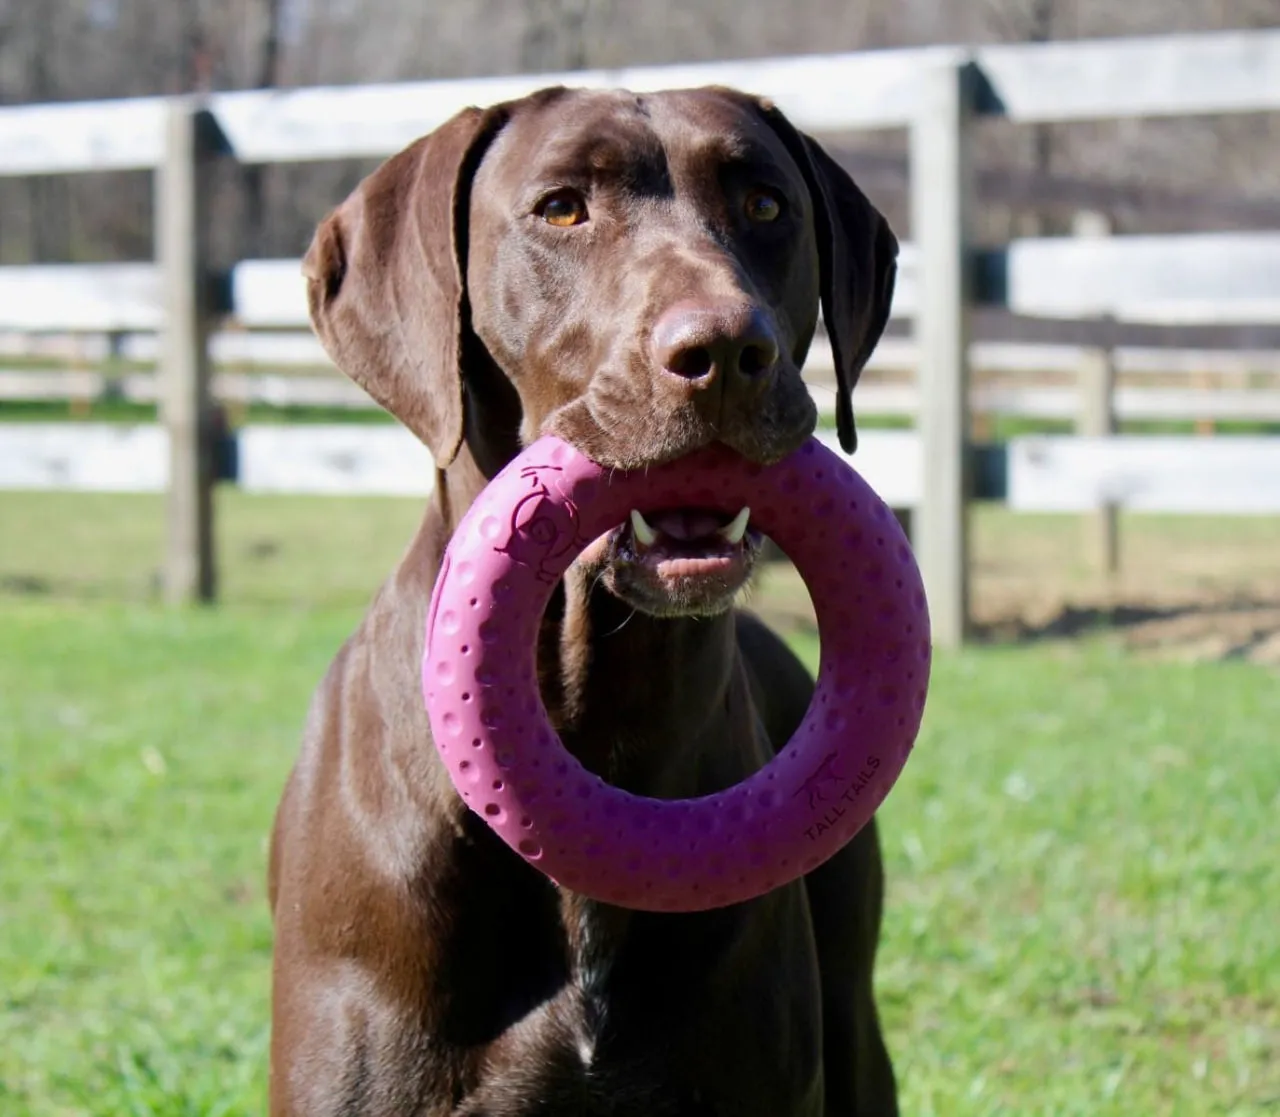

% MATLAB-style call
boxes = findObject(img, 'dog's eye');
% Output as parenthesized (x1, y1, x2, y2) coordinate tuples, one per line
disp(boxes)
(743, 188, 784, 224)
(536, 189, 589, 227)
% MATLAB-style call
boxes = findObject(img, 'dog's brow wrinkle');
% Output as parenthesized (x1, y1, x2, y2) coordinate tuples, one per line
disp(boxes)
(683, 134, 753, 167)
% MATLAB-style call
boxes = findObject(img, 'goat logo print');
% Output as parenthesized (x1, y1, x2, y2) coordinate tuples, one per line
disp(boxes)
(795, 752, 844, 809)
(496, 465, 589, 583)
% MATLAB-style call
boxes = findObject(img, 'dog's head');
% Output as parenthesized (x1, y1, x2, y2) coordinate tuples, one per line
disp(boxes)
(304, 87, 897, 618)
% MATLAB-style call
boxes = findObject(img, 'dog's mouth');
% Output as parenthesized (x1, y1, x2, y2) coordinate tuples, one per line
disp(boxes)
(601, 505, 763, 616)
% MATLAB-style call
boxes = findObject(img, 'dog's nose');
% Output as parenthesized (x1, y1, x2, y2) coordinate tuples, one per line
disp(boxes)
(652, 302, 780, 388)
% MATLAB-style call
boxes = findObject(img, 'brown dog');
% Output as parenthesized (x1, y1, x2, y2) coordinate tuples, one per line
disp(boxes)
(269, 86, 899, 1116)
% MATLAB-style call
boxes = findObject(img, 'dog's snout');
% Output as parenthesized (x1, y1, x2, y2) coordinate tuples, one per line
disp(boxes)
(652, 303, 780, 386)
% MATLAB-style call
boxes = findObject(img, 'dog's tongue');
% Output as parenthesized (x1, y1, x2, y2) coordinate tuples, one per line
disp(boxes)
(646, 509, 726, 541)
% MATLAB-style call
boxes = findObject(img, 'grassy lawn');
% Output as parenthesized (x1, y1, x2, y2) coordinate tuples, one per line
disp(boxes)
(0, 603, 350, 1116)
(4, 489, 1278, 622)
(1, 492, 1277, 1114)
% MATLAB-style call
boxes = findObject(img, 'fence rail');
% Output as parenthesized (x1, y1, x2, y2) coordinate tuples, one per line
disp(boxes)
(6, 230, 1280, 331)
(1, 29, 1279, 641)
(7, 424, 1280, 519)
(7, 30, 1280, 177)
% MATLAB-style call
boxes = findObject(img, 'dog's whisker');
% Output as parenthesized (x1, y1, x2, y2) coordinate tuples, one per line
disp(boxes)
(602, 608, 638, 638)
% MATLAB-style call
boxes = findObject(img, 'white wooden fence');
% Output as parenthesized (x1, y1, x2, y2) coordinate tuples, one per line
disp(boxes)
(7, 336, 1280, 422)
(3, 30, 1280, 641)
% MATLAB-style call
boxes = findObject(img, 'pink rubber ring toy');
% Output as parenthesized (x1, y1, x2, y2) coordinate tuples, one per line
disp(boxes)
(422, 435, 930, 912)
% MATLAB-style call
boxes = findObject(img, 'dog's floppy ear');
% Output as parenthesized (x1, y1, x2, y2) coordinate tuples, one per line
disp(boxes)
(303, 105, 510, 465)
(755, 101, 898, 454)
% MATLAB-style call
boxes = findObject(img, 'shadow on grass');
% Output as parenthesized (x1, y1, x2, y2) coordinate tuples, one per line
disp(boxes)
(0, 574, 53, 596)
(0, 571, 162, 602)
(973, 596, 1280, 656)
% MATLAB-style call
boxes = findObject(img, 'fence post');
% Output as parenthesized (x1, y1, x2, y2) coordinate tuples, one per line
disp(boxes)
(157, 99, 218, 604)
(1072, 210, 1120, 576)
(910, 61, 977, 650)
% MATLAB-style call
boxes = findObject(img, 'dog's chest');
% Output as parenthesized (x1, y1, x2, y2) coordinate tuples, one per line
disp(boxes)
(461, 898, 825, 1117)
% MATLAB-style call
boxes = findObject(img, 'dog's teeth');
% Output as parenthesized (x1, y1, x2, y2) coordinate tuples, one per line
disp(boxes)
(629, 509, 657, 547)
(720, 506, 750, 545)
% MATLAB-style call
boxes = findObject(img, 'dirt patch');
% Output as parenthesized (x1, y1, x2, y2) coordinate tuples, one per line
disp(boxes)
(750, 507, 1280, 665)
(977, 595, 1280, 664)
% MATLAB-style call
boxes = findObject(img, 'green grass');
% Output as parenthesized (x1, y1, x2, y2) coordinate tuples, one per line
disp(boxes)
(1, 490, 1277, 1114)
(0, 399, 400, 426)
(4, 489, 1277, 613)
(0, 603, 356, 1116)
(796, 634, 1280, 1116)
(3, 610, 1276, 1115)
(0, 490, 420, 607)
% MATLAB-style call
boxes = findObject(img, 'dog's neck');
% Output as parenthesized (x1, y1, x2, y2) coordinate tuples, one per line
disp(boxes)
(555, 572, 742, 796)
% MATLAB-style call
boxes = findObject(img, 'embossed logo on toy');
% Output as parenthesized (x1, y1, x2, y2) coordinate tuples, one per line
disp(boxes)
(796, 751, 883, 842)
(795, 751, 845, 810)
(496, 464, 593, 583)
